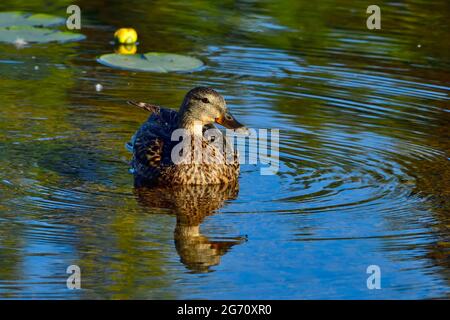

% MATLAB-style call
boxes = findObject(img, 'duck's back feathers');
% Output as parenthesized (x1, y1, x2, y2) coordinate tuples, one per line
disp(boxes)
(130, 102, 179, 185)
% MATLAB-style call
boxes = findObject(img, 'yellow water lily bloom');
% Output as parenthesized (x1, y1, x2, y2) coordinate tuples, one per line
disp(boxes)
(114, 28, 138, 44)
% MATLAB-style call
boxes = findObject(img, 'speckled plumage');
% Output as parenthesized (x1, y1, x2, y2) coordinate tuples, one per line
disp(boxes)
(128, 88, 244, 186)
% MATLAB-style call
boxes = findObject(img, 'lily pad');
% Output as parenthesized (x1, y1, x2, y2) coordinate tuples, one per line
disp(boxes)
(0, 26, 86, 44)
(97, 52, 204, 72)
(0, 11, 65, 27)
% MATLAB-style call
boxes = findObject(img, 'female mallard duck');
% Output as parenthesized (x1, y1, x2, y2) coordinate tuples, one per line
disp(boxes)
(128, 87, 246, 186)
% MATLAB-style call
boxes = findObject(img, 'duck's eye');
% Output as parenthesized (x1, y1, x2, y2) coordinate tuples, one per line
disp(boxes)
(201, 98, 209, 103)
(225, 114, 233, 120)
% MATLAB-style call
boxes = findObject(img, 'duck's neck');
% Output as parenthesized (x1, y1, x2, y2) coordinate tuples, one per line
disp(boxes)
(178, 113, 204, 136)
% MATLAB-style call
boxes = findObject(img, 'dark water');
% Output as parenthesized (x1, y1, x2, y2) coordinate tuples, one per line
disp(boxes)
(0, 0, 449, 299)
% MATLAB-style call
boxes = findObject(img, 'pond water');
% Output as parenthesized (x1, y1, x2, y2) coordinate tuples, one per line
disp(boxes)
(0, 0, 449, 299)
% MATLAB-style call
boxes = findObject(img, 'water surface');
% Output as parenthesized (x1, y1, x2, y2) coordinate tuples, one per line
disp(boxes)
(0, 0, 449, 299)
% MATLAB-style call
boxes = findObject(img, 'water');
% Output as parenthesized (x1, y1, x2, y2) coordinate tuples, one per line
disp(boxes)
(0, 0, 449, 299)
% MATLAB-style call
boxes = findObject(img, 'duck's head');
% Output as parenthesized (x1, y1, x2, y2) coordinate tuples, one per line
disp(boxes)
(178, 87, 246, 132)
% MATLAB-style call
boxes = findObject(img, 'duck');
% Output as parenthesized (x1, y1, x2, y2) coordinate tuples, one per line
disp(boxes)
(127, 87, 247, 186)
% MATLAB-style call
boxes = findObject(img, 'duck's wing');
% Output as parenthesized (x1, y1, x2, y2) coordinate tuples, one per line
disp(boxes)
(126, 100, 178, 149)
(126, 101, 162, 152)
(129, 102, 179, 183)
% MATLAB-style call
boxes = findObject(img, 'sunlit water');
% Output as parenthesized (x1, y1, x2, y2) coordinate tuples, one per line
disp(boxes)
(0, 0, 449, 299)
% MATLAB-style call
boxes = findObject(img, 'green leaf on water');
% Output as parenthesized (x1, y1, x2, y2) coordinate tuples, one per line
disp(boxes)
(0, 11, 65, 27)
(97, 52, 204, 72)
(0, 26, 86, 44)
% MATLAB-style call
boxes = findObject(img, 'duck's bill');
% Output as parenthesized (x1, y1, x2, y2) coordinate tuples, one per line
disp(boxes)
(216, 112, 245, 130)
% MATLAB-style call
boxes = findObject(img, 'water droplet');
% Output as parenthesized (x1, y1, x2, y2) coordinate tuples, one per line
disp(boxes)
(95, 83, 103, 92)
(13, 38, 28, 49)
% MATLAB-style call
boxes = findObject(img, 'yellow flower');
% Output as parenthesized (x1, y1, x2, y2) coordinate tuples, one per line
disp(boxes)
(115, 44, 137, 55)
(114, 28, 138, 44)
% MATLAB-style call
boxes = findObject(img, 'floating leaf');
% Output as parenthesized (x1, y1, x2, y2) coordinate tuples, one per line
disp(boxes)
(0, 26, 86, 44)
(97, 52, 204, 72)
(0, 11, 65, 27)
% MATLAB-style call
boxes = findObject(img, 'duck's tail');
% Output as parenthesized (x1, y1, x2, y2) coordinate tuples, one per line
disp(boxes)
(127, 100, 161, 115)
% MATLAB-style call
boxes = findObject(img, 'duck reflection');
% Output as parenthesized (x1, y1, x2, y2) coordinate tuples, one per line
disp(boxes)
(134, 182, 246, 273)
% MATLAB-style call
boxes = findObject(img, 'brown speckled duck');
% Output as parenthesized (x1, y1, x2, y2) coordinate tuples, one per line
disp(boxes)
(128, 87, 246, 186)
